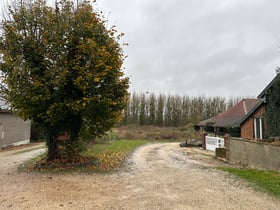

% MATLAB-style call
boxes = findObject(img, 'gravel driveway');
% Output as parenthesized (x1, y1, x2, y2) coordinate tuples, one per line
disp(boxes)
(0, 142, 280, 210)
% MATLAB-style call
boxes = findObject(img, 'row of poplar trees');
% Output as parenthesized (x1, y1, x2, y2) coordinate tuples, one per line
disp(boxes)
(121, 92, 241, 127)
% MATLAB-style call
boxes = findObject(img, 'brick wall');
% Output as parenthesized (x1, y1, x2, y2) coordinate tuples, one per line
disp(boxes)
(240, 105, 265, 139)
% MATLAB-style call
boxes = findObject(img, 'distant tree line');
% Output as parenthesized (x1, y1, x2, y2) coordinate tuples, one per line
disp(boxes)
(121, 92, 242, 127)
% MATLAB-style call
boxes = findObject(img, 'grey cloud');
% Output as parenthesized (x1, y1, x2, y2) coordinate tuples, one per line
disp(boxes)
(96, 0, 280, 97)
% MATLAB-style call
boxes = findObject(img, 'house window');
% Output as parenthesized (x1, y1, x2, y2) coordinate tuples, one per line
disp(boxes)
(254, 117, 264, 139)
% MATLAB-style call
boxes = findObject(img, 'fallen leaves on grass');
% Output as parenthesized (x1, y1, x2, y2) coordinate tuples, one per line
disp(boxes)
(24, 151, 128, 172)
(96, 151, 127, 171)
(30, 155, 99, 171)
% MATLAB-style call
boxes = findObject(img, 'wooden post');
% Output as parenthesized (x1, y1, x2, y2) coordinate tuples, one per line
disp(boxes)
(202, 132, 207, 150)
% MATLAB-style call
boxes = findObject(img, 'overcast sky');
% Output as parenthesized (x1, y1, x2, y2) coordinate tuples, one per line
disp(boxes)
(1, 0, 280, 98)
(95, 0, 280, 98)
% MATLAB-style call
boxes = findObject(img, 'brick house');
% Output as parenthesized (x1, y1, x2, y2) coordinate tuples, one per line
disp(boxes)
(0, 109, 31, 149)
(239, 72, 280, 140)
(197, 99, 261, 138)
(197, 72, 280, 140)
(239, 100, 265, 139)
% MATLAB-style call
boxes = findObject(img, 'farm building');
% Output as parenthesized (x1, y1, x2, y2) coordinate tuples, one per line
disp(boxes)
(197, 98, 262, 138)
(0, 109, 31, 149)
(197, 72, 280, 140)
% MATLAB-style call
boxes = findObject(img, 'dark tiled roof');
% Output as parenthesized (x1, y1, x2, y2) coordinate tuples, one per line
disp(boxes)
(198, 99, 262, 128)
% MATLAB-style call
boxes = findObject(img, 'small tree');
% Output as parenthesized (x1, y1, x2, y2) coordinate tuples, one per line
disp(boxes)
(139, 93, 146, 125)
(155, 93, 165, 126)
(0, 0, 129, 160)
(148, 93, 156, 125)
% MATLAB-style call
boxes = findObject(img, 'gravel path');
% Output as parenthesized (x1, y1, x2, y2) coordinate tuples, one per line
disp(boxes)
(0, 142, 280, 210)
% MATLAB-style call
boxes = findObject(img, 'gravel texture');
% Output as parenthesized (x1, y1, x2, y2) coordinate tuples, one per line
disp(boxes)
(0, 142, 280, 210)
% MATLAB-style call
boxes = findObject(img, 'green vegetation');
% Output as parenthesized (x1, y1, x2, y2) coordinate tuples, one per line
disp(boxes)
(21, 125, 188, 172)
(266, 76, 280, 137)
(0, 0, 128, 161)
(21, 139, 151, 173)
(122, 92, 237, 127)
(84, 140, 149, 155)
(112, 124, 198, 141)
(219, 167, 280, 198)
(82, 140, 149, 171)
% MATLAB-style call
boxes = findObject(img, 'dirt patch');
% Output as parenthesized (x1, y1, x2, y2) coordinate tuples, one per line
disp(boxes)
(1, 142, 280, 209)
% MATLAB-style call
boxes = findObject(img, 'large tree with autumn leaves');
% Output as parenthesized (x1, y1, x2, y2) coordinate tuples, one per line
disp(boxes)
(0, 0, 129, 160)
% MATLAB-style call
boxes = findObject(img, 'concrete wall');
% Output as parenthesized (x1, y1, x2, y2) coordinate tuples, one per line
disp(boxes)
(0, 112, 31, 148)
(225, 137, 280, 171)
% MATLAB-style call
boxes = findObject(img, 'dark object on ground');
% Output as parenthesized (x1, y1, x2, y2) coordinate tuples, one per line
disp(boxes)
(179, 142, 187, 147)
(180, 139, 202, 147)
(215, 148, 226, 159)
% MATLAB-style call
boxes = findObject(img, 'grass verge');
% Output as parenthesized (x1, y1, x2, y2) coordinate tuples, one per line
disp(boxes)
(219, 167, 280, 198)
(82, 139, 151, 172)
(20, 139, 153, 173)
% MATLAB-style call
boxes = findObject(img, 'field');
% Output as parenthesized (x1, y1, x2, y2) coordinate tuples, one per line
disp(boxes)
(108, 124, 198, 141)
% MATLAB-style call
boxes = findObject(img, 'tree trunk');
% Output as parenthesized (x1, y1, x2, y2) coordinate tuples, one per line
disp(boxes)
(46, 131, 59, 161)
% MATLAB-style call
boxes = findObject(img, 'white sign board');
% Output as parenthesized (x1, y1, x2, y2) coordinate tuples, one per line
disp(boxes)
(206, 136, 224, 151)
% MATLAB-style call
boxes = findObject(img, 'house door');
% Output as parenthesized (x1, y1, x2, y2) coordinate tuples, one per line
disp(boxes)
(254, 117, 264, 139)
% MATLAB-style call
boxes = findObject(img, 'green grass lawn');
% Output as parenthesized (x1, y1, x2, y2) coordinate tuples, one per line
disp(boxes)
(83, 139, 149, 156)
(20, 139, 154, 173)
(20, 139, 178, 173)
(82, 139, 159, 172)
(219, 167, 280, 198)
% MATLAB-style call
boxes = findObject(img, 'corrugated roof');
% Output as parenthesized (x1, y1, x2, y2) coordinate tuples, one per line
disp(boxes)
(197, 99, 262, 128)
